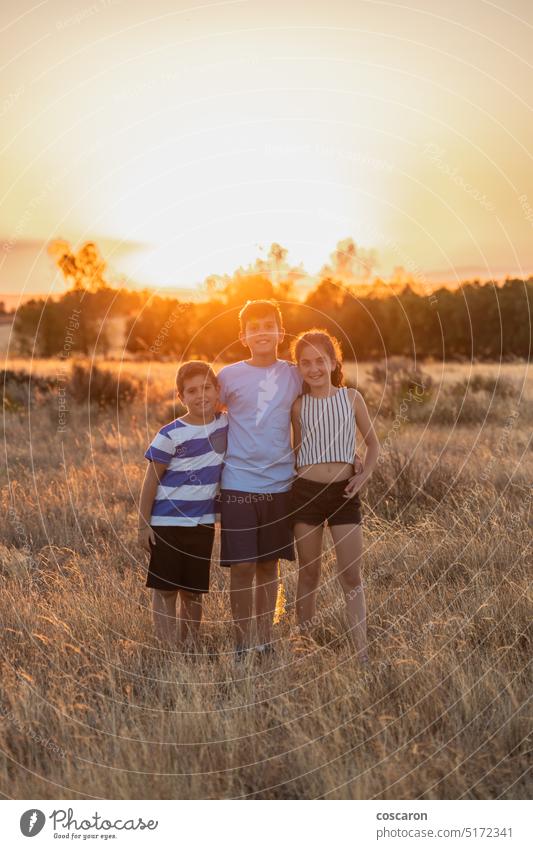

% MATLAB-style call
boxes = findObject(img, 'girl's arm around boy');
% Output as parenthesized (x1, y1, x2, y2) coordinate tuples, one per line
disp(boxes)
(344, 389, 380, 498)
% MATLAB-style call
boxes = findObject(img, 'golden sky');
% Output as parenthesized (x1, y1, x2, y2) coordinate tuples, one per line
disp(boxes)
(1, 0, 532, 297)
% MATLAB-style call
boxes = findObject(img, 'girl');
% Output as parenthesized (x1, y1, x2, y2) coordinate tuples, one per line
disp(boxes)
(290, 330, 380, 662)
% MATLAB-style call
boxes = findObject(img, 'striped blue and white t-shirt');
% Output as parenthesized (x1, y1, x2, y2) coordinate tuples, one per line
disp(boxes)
(144, 413, 228, 526)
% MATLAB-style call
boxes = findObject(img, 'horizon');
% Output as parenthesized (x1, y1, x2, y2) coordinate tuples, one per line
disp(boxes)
(1, 236, 532, 313)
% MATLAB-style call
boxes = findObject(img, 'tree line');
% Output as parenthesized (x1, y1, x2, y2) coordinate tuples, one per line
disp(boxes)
(12, 240, 532, 361)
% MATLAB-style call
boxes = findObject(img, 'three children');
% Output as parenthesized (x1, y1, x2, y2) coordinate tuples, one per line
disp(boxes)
(139, 301, 379, 661)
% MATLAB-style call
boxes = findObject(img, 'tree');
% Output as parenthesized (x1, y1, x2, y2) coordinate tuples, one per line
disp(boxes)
(125, 295, 194, 357)
(48, 240, 108, 291)
(320, 237, 378, 284)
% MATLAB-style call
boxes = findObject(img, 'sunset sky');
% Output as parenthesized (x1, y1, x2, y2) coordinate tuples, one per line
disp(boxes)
(1, 0, 532, 302)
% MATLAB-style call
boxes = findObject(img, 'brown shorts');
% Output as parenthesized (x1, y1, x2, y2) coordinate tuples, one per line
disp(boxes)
(146, 524, 214, 592)
(290, 477, 363, 527)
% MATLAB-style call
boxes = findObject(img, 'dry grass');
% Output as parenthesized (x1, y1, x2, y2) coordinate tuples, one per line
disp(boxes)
(0, 359, 531, 799)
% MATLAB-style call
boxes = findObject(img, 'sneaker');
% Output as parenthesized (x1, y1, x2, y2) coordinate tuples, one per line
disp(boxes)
(255, 642, 275, 658)
(234, 646, 252, 663)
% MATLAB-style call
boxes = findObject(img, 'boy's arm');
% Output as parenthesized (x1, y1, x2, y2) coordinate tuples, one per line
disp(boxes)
(138, 461, 167, 552)
(291, 397, 303, 453)
(217, 366, 228, 407)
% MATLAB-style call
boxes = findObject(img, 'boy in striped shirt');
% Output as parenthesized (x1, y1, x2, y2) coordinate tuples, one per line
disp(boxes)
(138, 361, 228, 646)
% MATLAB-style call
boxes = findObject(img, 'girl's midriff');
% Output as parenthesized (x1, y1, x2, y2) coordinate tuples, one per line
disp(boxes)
(296, 461, 354, 484)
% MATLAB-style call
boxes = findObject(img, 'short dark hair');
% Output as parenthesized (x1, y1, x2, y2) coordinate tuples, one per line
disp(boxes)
(238, 299, 283, 332)
(176, 361, 217, 396)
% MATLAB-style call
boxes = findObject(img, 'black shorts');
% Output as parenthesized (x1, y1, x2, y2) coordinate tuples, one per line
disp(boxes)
(146, 524, 214, 593)
(219, 489, 295, 565)
(290, 477, 363, 527)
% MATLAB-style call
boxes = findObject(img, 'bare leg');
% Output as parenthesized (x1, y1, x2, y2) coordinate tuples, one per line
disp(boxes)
(230, 562, 255, 649)
(255, 559, 279, 645)
(152, 589, 178, 645)
(329, 523, 367, 660)
(179, 590, 203, 645)
(294, 522, 324, 631)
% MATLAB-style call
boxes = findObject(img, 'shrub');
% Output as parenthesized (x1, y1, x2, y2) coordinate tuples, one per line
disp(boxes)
(427, 391, 496, 425)
(425, 373, 520, 426)
(365, 358, 433, 417)
(1, 369, 56, 411)
(451, 373, 518, 400)
(67, 362, 140, 409)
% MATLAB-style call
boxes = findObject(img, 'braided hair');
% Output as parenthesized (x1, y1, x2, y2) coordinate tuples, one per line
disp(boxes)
(291, 329, 344, 392)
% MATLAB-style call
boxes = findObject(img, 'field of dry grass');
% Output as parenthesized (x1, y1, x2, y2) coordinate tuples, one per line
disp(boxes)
(0, 357, 531, 799)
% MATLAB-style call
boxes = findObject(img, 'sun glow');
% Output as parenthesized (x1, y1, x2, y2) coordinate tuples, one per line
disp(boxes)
(1, 1, 532, 300)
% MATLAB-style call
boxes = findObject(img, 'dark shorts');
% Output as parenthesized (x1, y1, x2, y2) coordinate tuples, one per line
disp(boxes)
(290, 477, 363, 527)
(219, 489, 295, 565)
(146, 524, 214, 593)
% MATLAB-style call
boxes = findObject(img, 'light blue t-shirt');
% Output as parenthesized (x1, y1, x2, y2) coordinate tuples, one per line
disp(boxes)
(218, 359, 303, 493)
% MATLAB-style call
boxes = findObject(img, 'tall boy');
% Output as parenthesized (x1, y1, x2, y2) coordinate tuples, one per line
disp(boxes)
(218, 300, 302, 656)
(138, 361, 228, 646)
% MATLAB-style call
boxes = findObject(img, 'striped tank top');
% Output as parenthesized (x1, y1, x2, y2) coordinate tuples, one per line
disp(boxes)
(296, 387, 356, 467)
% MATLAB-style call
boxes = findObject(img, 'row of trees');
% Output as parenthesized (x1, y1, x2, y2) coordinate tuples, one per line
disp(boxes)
(12, 240, 532, 361)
